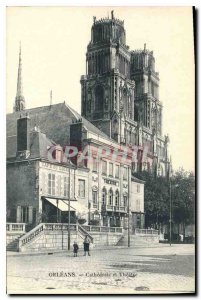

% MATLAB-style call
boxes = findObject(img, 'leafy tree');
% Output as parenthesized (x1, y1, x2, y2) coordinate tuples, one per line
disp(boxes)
(133, 169, 195, 235)
(171, 168, 195, 236)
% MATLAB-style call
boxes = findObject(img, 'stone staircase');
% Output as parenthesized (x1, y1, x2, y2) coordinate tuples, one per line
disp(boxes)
(17, 223, 94, 253)
(6, 234, 25, 252)
(6, 238, 19, 251)
(116, 232, 159, 247)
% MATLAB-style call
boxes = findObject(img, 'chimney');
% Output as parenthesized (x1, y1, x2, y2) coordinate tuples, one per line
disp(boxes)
(17, 114, 30, 155)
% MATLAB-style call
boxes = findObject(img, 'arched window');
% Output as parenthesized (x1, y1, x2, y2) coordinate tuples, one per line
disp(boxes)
(95, 85, 104, 111)
(108, 189, 113, 206)
(115, 190, 119, 207)
(123, 195, 128, 207)
(102, 187, 107, 205)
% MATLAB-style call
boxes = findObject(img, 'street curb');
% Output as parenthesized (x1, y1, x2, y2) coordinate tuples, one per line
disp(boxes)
(6, 244, 184, 257)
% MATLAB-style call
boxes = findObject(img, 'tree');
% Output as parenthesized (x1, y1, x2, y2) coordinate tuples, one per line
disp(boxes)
(134, 171, 169, 229)
(171, 168, 195, 236)
(134, 169, 195, 235)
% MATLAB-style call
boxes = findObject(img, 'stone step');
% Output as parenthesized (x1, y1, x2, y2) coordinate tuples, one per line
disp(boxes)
(6, 239, 19, 252)
(116, 235, 159, 246)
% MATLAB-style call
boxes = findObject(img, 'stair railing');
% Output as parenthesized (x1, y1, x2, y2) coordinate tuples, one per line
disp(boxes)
(77, 224, 93, 243)
(19, 223, 44, 248)
(18, 223, 94, 248)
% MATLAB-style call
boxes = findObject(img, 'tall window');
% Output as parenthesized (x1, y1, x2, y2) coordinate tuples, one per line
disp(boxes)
(48, 173, 55, 195)
(57, 175, 61, 196)
(123, 196, 128, 207)
(92, 158, 98, 172)
(16, 206, 33, 224)
(123, 166, 128, 180)
(95, 85, 104, 111)
(64, 176, 69, 197)
(108, 189, 113, 206)
(78, 179, 85, 198)
(115, 165, 120, 178)
(109, 162, 113, 177)
(136, 199, 140, 211)
(115, 190, 119, 207)
(55, 149, 62, 162)
(102, 160, 107, 175)
(102, 188, 107, 205)
(92, 191, 97, 205)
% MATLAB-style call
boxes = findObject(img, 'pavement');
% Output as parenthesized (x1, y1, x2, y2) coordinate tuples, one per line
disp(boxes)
(6, 244, 195, 294)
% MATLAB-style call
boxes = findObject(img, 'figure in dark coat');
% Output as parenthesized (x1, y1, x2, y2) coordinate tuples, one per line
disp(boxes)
(73, 241, 79, 257)
(83, 235, 90, 256)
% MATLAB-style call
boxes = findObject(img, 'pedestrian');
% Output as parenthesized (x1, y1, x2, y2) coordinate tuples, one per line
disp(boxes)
(73, 241, 79, 257)
(83, 235, 90, 256)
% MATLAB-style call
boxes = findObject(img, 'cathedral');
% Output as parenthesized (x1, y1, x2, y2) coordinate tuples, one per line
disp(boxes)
(81, 11, 170, 176)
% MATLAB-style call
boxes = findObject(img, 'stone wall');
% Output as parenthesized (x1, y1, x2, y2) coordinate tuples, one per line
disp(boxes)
(19, 230, 84, 252)
(6, 233, 22, 245)
(90, 232, 123, 247)
(19, 230, 123, 252)
(7, 161, 39, 224)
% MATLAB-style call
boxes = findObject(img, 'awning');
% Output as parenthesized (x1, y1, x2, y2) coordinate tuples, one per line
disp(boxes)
(45, 197, 74, 212)
(44, 197, 88, 214)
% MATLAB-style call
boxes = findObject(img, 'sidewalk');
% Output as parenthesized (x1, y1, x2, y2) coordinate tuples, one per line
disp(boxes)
(6, 243, 195, 257)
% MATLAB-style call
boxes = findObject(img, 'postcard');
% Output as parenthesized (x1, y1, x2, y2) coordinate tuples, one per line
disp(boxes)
(6, 6, 195, 294)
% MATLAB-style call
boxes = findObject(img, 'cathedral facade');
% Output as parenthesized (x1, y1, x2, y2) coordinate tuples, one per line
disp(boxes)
(81, 12, 170, 176)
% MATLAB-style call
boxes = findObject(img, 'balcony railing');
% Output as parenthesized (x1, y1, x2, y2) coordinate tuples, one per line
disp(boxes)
(101, 205, 127, 213)
(82, 225, 123, 234)
(6, 223, 26, 233)
(134, 228, 159, 235)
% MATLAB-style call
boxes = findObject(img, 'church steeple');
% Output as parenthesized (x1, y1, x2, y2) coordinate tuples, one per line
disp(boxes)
(14, 42, 26, 112)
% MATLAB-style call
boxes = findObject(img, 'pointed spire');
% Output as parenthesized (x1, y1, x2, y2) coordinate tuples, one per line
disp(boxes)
(50, 90, 52, 106)
(16, 42, 22, 97)
(14, 42, 25, 112)
(111, 10, 114, 19)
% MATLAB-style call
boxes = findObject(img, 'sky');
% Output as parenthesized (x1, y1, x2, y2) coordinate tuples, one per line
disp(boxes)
(6, 6, 195, 172)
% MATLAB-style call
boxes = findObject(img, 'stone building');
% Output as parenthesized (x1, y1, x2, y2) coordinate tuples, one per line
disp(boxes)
(7, 103, 145, 229)
(70, 111, 145, 228)
(7, 114, 90, 227)
(80, 11, 170, 176)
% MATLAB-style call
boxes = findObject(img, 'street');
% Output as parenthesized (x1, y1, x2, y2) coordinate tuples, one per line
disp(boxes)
(6, 244, 195, 294)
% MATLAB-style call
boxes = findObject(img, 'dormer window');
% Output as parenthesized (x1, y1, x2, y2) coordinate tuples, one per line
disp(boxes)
(52, 145, 63, 163)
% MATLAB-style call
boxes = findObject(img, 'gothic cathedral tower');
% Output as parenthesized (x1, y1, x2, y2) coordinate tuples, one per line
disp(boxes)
(81, 11, 170, 176)
(130, 45, 162, 136)
(81, 11, 135, 144)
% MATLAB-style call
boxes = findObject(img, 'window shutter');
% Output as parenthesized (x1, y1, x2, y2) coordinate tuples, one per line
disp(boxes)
(16, 206, 21, 223)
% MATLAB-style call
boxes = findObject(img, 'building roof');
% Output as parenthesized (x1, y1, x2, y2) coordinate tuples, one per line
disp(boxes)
(131, 176, 145, 184)
(7, 102, 109, 152)
(7, 128, 56, 160)
(65, 104, 109, 139)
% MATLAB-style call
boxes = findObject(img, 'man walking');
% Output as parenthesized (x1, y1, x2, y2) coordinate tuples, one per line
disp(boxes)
(83, 235, 90, 256)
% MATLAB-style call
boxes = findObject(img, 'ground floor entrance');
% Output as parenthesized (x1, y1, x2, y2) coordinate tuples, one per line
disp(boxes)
(42, 197, 76, 223)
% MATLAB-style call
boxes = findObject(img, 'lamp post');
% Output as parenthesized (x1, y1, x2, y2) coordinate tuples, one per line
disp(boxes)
(169, 178, 179, 246)
(169, 176, 172, 246)
(128, 166, 130, 248)
(68, 167, 71, 251)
